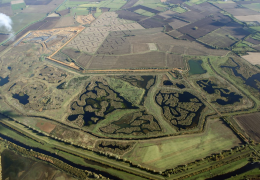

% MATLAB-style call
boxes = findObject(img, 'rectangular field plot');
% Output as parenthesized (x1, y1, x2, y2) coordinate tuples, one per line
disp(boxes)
(235, 15, 260, 23)
(236, 112, 260, 142)
(174, 10, 207, 23)
(246, 37, 260, 45)
(168, 19, 189, 29)
(132, 43, 150, 53)
(225, 8, 260, 16)
(128, 4, 161, 14)
(96, 31, 131, 55)
(124, 119, 242, 171)
(167, 30, 183, 38)
(116, 10, 147, 21)
(242, 3, 260, 12)
(167, 54, 184, 69)
(221, 23, 250, 40)
(198, 29, 237, 48)
(88, 52, 166, 69)
(242, 52, 260, 65)
(0, 3, 13, 16)
(178, 17, 224, 39)
(87, 55, 119, 69)
(135, 9, 155, 17)
(120, 0, 138, 9)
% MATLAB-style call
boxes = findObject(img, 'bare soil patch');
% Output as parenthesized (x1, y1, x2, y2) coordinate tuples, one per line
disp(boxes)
(100, 7, 110, 12)
(221, 23, 250, 40)
(246, 37, 260, 45)
(22, 0, 63, 13)
(121, 0, 138, 9)
(174, 10, 206, 23)
(235, 15, 260, 23)
(178, 17, 224, 39)
(0, 34, 9, 44)
(159, 10, 176, 19)
(88, 56, 119, 69)
(76, 14, 95, 25)
(75, 53, 92, 68)
(0, 3, 12, 16)
(54, 16, 75, 28)
(226, 8, 260, 16)
(38, 17, 61, 30)
(242, 52, 260, 65)
(132, 43, 149, 53)
(199, 30, 236, 48)
(116, 10, 147, 21)
(128, 5, 160, 14)
(24, 0, 51, 5)
(115, 51, 166, 69)
(236, 112, 260, 142)
(167, 30, 182, 38)
(57, 8, 70, 16)
(96, 31, 131, 55)
(167, 54, 184, 69)
(36, 121, 57, 133)
(168, 19, 188, 29)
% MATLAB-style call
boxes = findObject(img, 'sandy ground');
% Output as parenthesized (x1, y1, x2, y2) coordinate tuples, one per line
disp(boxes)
(235, 15, 260, 22)
(242, 52, 260, 65)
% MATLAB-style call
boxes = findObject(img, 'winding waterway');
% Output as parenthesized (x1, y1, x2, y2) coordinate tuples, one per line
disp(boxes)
(0, 132, 121, 180)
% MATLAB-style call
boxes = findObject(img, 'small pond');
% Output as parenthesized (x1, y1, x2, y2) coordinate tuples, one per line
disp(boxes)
(188, 60, 207, 75)
(163, 80, 173, 85)
(0, 76, 9, 86)
(12, 93, 29, 105)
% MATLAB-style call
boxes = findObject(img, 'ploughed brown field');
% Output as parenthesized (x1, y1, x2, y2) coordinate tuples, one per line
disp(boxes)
(236, 112, 260, 142)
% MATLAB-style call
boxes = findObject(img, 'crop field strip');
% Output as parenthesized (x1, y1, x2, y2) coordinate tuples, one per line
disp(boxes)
(235, 112, 260, 142)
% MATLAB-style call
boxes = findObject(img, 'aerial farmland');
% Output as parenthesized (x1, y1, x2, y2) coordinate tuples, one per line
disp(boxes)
(1, 0, 260, 179)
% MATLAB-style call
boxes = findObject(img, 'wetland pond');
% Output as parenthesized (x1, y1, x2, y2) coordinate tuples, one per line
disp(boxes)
(188, 60, 207, 75)
(0, 76, 9, 86)
(221, 58, 260, 92)
(68, 82, 137, 126)
(12, 93, 29, 105)
(197, 80, 243, 105)
(163, 80, 173, 85)
(163, 81, 186, 89)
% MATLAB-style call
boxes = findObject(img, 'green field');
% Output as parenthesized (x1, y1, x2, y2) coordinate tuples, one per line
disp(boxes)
(58, 0, 126, 12)
(107, 77, 145, 105)
(185, 158, 250, 180)
(243, 3, 260, 12)
(124, 119, 242, 171)
(11, 13, 45, 33)
(1, 0, 12, 3)
(11, 2, 26, 10)
(134, 0, 167, 11)
(135, 9, 155, 16)
(173, 7, 187, 13)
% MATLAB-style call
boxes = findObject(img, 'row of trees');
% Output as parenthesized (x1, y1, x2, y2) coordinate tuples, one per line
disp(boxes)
(162, 144, 250, 177)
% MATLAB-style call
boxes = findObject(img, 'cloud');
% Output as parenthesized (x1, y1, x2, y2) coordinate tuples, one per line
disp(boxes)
(0, 13, 14, 39)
